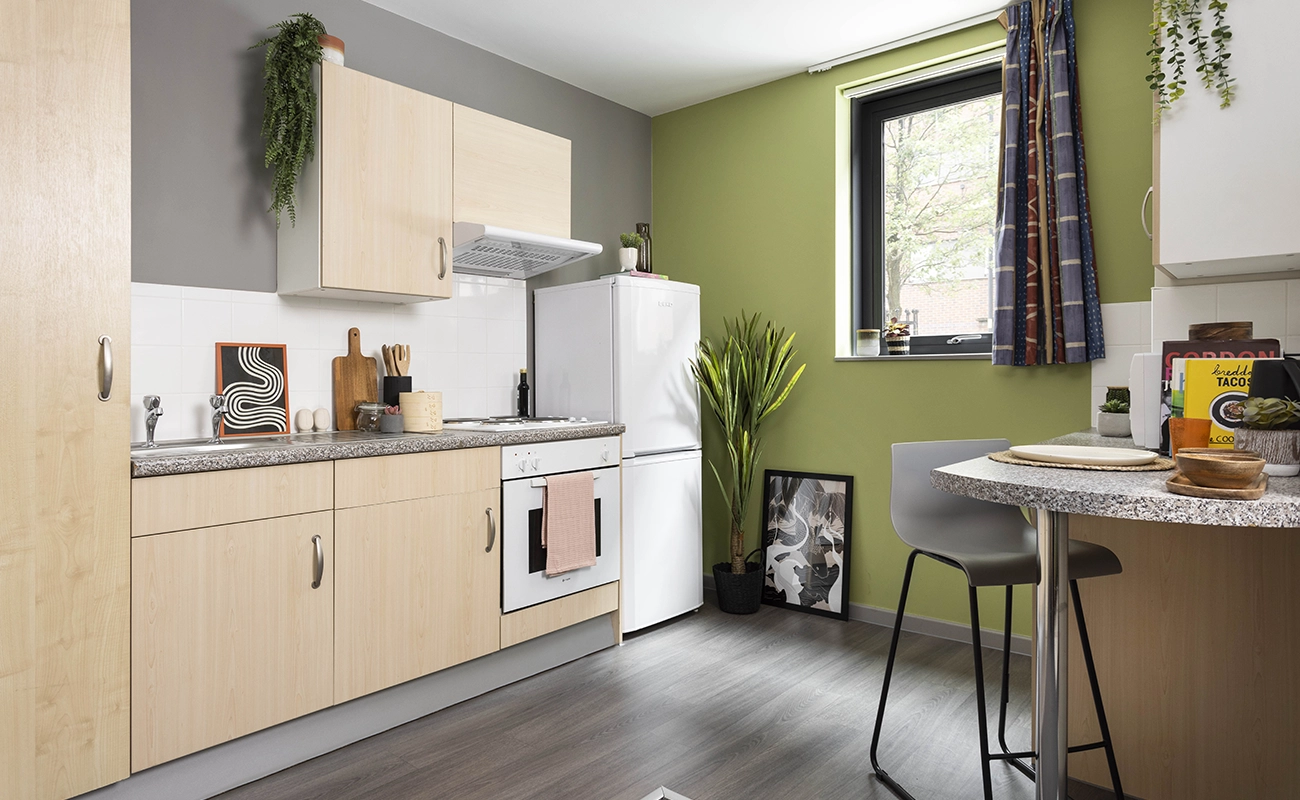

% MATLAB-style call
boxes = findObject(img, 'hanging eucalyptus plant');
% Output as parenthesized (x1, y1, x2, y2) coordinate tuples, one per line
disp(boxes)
(251, 13, 328, 227)
(1147, 0, 1235, 116)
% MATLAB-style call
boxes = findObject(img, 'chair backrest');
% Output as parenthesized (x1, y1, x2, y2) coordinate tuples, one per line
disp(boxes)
(890, 439, 1033, 554)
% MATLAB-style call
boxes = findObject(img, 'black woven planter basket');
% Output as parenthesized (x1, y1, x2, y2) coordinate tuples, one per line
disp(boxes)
(712, 561, 764, 614)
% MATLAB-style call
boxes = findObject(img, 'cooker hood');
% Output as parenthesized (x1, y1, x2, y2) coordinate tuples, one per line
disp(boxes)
(451, 222, 602, 279)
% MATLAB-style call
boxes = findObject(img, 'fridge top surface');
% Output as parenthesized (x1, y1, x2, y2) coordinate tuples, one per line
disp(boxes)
(533, 274, 700, 296)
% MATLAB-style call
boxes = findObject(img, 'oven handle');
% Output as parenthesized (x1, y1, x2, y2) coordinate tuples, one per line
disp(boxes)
(528, 475, 601, 488)
(485, 507, 496, 553)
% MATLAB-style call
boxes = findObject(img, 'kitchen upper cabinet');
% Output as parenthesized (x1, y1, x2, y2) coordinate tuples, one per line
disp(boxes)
(130, 512, 335, 771)
(334, 449, 501, 702)
(279, 62, 454, 302)
(1153, 1, 1300, 280)
(453, 104, 572, 238)
(1, 0, 132, 797)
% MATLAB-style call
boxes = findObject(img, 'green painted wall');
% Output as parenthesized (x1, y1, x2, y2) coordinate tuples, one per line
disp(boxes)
(652, 2, 1154, 633)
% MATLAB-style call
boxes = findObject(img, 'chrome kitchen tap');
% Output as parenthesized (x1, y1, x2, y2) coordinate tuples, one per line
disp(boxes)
(208, 393, 226, 444)
(143, 395, 163, 448)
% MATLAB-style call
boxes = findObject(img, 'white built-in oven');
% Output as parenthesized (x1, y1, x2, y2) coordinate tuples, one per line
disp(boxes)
(500, 436, 621, 613)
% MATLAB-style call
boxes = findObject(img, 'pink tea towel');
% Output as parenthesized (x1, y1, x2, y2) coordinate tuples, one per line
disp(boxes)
(542, 471, 597, 576)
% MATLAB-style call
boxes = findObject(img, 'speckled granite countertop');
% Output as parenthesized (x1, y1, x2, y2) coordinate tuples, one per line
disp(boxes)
(932, 428, 1300, 528)
(130, 424, 625, 478)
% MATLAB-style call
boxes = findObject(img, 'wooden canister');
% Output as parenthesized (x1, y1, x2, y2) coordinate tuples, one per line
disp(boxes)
(1189, 321, 1253, 341)
(399, 391, 443, 433)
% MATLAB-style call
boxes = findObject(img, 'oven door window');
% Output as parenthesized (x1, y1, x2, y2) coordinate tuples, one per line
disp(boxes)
(528, 499, 602, 574)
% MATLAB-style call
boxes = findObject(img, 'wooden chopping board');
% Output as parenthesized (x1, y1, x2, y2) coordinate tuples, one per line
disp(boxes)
(332, 327, 378, 431)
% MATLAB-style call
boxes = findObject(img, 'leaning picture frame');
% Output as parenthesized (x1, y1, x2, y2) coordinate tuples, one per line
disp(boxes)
(214, 342, 291, 437)
(760, 469, 854, 620)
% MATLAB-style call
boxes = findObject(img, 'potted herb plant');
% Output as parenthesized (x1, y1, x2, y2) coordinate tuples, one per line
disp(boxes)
(251, 13, 333, 227)
(884, 318, 911, 355)
(618, 232, 643, 272)
(1097, 386, 1131, 437)
(689, 312, 806, 614)
(1236, 397, 1300, 476)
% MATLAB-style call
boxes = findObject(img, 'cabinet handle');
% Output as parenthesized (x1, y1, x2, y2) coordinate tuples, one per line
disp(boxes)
(438, 236, 448, 280)
(98, 335, 113, 401)
(485, 507, 496, 553)
(1141, 186, 1154, 242)
(311, 535, 324, 589)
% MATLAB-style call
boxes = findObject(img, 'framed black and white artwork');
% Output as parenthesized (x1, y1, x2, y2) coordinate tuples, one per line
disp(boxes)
(215, 343, 290, 437)
(760, 470, 854, 620)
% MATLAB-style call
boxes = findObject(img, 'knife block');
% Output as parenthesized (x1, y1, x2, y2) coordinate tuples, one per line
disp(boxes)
(383, 376, 411, 406)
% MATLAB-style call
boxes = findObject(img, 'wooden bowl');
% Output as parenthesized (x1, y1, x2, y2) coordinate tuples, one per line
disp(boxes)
(1174, 450, 1266, 489)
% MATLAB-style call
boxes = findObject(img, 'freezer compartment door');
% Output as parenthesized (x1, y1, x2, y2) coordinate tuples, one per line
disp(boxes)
(534, 280, 614, 422)
(613, 280, 701, 457)
(621, 449, 703, 633)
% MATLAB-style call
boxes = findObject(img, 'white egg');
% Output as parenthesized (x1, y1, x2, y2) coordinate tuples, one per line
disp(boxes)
(294, 409, 315, 433)
(313, 407, 332, 432)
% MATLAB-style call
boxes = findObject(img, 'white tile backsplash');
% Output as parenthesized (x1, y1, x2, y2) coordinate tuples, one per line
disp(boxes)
(1090, 301, 1154, 427)
(129, 275, 528, 443)
(1216, 283, 1286, 342)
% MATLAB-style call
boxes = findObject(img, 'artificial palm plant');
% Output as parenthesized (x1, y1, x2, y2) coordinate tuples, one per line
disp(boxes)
(690, 312, 806, 575)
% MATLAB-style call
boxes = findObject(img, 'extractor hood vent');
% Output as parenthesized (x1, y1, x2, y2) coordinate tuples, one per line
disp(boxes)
(452, 222, 602, 280)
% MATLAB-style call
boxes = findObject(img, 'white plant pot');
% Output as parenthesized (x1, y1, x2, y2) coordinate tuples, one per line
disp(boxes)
(1096, 411, 1131, 438)
(618, 247, 638, 271)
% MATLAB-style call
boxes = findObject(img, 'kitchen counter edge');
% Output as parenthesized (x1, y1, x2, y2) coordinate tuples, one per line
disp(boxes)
(130, 424, 627, 478)
(931, 429, 1300, 528)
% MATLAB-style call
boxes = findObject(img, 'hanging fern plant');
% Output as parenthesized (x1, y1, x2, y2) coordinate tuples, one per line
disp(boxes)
(1147, 0, 1235, 117)
(251, 13, 329, 227)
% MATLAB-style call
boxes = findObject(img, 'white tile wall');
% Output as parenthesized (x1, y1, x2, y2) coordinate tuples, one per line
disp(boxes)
(1091, 301, 1153, 426)
(130, 276, 527, 443)
(1092, 278, 1300, 427)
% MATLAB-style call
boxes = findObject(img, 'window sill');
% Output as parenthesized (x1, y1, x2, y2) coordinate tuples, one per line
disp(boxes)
(836, 353, 991, 362)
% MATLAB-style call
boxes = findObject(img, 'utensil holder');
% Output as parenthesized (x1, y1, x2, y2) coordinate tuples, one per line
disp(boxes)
(383, 376, 411, 406)
(400, 391, 443, 433)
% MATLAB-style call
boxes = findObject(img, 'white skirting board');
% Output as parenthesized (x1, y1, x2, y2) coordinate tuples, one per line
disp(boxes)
(80, 616, 615, 800)
(702, 574, 1033, 657)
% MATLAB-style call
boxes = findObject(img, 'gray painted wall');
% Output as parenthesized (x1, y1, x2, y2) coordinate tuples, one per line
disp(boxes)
(132, 0, 651, 292)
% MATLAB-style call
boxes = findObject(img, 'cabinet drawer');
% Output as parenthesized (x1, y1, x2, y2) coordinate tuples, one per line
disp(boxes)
(132, 462, 333, 536)
(500, 582, 620, 649)
(334, 447, 499, 508)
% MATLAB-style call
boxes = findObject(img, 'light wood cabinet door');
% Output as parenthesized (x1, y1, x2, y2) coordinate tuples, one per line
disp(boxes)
(1, 0, 132, 797)
(453, 104, 571, 238)
(131, 512, 334, 771)
(319, 62, 453, 299)
(335, 488, 501, 702)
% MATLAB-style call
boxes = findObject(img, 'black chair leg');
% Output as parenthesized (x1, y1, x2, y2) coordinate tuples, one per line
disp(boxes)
(967, 586, 995, 800)
(1071, 580, 1126, 800)
(870, 550, 921, 800)
(997, 586, 1035, 781)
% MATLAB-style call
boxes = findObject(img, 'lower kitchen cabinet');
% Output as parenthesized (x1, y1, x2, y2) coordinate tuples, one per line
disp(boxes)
(334, 487, 501, 702)
(130, 512, 335, 771)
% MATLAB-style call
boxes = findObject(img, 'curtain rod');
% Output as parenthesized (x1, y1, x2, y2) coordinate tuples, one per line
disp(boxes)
(806, 7, 1008, 74)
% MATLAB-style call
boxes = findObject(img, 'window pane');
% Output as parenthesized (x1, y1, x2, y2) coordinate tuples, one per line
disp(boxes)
(881, 93, 999, 338)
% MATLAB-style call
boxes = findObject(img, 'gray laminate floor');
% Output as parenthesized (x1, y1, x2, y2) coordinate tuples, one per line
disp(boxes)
(218, 600, 1118, 800)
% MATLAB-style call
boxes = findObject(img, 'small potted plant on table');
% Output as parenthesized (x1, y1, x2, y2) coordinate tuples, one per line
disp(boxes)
(1237, 397, 1300, 476)
(690, 312, 805, 614)
(1097, 387, 1131, 437)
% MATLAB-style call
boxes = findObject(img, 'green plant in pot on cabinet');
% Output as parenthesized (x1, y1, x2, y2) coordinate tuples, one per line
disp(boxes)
(1097, 386, 1131, 438)
(251, 13, 334, 227)
(1237, 397, 1300, 476)
(690, 313, 805, 614)
(618, 232, 643, 272)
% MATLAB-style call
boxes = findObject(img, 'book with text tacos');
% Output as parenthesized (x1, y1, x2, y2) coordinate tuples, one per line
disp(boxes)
(1181, 358, 1276, 448)
(1159, 339, 1280, 453)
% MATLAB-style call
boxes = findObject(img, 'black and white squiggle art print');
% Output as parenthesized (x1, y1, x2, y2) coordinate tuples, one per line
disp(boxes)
(216, 343, 290, 436)
(761, 471, 854, 621)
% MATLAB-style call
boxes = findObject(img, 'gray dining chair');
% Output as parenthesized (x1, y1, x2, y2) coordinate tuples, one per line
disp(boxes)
(869, 439, 1125, 800)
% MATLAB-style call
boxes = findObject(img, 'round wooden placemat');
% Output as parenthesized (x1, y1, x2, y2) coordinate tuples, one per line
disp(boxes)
(988, 450, 1175, 472)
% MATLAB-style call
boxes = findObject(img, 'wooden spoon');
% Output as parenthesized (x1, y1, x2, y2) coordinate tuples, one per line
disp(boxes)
(382, 344, 395, 377)
(395, 344, 410, 377)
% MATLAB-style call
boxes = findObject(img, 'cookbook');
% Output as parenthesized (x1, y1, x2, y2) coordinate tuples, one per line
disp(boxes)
(1159, 339, 1280, 453)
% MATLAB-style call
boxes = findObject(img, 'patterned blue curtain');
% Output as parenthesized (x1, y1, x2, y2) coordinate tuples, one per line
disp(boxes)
(992, 0, 1105, 366)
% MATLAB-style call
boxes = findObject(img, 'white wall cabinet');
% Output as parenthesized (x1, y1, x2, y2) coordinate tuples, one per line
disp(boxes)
(1154, 1, 1300, 279)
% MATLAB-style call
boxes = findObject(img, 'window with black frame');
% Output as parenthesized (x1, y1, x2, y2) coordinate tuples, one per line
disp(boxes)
(853, 66, 1002, 356)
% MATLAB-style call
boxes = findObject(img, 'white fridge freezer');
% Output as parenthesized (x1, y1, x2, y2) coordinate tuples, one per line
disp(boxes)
(534, 275, 701, 457)
(621, 450, 703, 633)
(534, 274, 704, 633)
